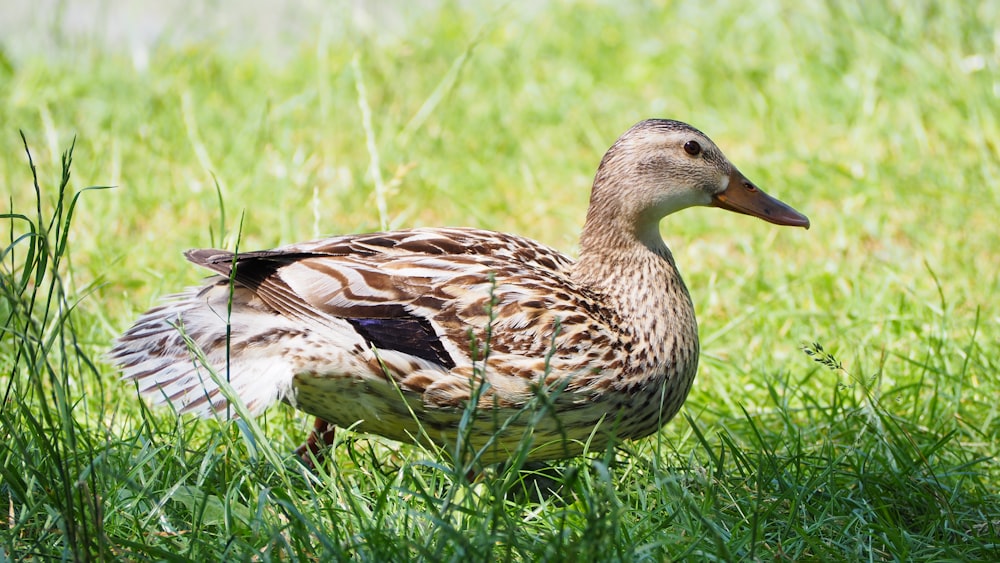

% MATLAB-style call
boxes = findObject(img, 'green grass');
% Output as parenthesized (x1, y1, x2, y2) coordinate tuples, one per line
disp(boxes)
(2, 1, 999, 560)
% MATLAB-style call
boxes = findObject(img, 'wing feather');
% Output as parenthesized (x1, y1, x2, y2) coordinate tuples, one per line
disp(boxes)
(176, 227, 625, 408)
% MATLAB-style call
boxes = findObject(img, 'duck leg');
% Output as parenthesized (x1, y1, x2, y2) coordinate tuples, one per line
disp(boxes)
(294, 417, 338, 467)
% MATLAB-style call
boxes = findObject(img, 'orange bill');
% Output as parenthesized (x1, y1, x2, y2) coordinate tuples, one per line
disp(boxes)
(712, 170, 810, 228)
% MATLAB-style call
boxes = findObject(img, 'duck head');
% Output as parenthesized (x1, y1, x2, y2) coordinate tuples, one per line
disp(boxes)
(585, 119, 809, 246)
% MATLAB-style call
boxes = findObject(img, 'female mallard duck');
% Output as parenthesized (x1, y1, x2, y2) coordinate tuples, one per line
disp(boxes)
(110, 119, 808, 465)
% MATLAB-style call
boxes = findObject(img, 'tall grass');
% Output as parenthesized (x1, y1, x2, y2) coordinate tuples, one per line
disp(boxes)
(2, 1, 999, 560)
(1, 137, 111, 560)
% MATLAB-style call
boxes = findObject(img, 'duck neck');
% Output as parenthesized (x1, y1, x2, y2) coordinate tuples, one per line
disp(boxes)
(573, 211, 681, 303)
(572, 213, 700, 389)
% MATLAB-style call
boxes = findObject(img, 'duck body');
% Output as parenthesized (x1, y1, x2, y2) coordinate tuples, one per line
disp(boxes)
(111, 119, 808, 464)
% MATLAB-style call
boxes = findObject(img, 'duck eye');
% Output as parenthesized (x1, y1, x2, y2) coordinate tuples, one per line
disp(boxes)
(683, 140, 702, 156)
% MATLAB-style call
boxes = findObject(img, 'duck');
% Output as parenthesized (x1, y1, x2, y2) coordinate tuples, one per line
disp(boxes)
(109, 118, 809, 466)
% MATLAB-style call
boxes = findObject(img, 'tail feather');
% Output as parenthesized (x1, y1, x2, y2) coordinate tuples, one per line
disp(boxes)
(108, 282, 299, 418)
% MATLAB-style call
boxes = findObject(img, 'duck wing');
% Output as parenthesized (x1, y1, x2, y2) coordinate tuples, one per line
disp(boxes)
(112, 227, 623, 419)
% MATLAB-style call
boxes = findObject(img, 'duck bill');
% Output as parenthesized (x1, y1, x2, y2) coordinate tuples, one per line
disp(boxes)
(712, 170, 810, 229)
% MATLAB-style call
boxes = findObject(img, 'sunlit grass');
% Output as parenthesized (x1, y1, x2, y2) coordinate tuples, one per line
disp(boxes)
(2, 1, 999, 560)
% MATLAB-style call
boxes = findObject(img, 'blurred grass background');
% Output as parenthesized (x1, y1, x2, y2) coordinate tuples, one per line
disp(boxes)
(2, 0, 999, 560)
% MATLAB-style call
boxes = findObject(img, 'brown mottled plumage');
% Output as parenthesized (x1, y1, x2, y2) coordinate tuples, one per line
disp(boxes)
(109, 119, 809, 464)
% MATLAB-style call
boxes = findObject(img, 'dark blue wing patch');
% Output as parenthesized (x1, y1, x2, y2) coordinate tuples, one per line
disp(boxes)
(347, 316, 456, 369)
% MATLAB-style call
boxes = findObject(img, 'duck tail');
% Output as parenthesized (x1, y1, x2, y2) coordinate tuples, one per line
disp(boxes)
(108, 280, 297, 418)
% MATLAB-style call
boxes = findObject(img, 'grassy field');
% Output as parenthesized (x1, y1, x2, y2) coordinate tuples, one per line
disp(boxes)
(3, 1, 999, 560)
